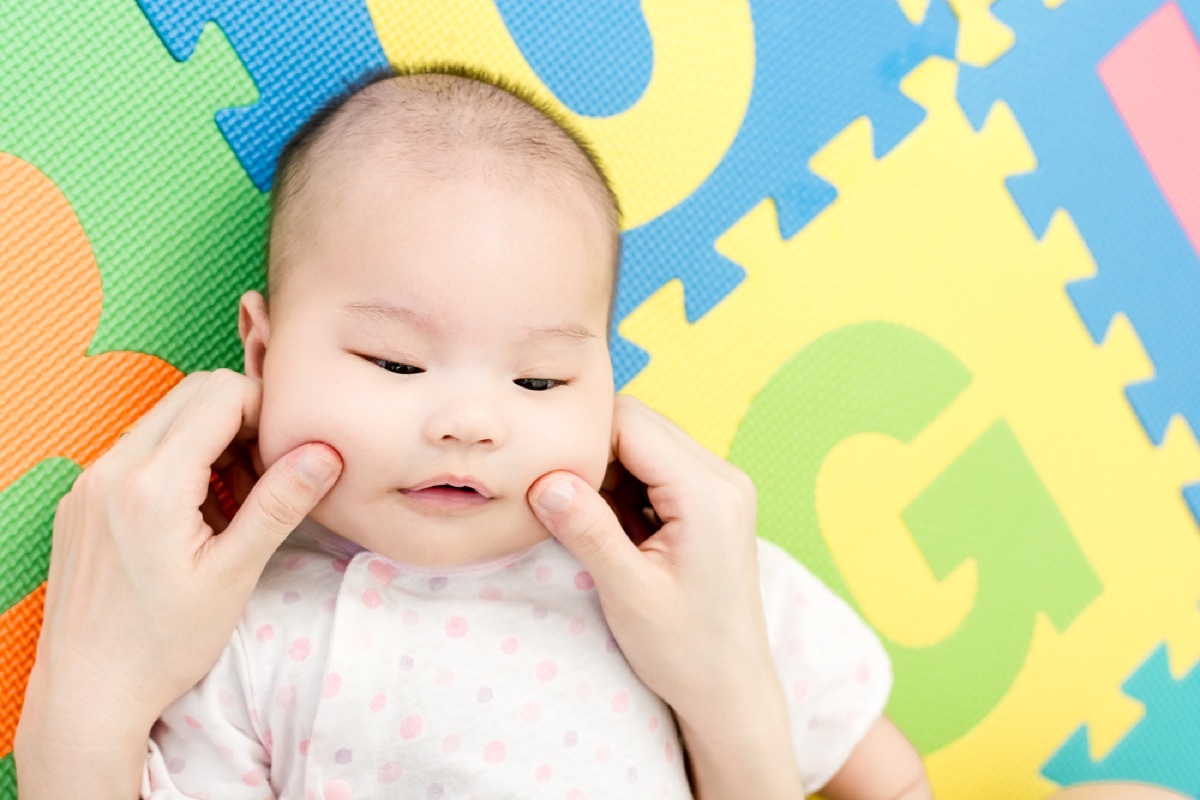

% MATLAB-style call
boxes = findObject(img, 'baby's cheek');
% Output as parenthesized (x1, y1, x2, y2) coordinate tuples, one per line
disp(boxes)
(255, 394, 344, 473)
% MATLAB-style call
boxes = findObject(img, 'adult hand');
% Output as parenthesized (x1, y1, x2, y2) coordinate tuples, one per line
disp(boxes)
(15, 369, 342, 799)
(528, 395, 803, 800)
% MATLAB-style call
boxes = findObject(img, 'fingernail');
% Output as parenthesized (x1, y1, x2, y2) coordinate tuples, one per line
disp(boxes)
(537, 478, 575, 513)
(297, 446, 338, 487)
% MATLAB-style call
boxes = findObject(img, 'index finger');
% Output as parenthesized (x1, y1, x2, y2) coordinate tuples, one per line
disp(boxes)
(154, 369, 264, 471)
(610, 395, 726, 491)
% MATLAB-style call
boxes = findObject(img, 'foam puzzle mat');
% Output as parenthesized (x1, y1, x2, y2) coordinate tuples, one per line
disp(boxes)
(4, 1, 1200, 796)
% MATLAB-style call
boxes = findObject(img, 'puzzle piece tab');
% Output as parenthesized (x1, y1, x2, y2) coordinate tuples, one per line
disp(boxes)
(1042, 644, 1200, 795)
(136, 0, 391, 191)
(957, 1, 1200, 520)
(612, 0, 956, 384)
(1, 1, 265, 373)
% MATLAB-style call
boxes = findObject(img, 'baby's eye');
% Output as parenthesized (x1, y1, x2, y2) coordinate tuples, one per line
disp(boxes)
(514, 378, 565, 392)
(366, 357, 424, 375)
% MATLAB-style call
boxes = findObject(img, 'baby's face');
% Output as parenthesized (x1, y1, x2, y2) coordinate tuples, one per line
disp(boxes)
(245, 162, 615, 566)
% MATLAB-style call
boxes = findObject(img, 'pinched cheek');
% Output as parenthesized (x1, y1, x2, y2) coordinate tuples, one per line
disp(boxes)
(256, 393, 349, 469)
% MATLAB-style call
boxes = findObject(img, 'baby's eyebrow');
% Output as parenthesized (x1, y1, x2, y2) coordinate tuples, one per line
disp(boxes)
(347, 300, 597, 342)
(522, 324, 597, 343)
(344, 301, 437, 333)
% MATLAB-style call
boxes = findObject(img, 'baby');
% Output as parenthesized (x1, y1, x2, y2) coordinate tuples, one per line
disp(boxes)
(141, 67, 924, 799)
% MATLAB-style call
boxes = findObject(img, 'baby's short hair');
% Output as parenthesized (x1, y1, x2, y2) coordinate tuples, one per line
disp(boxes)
(266, 64, 622, 307)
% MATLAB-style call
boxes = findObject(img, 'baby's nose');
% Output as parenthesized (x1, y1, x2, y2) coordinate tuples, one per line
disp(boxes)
(425, 398, 506, 447)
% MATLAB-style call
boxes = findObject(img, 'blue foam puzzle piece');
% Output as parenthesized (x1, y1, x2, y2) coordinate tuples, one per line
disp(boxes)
(1042, 644, 1200, 795)
(495, 0, 652, 118)
(611, 0, 956, 386)
(135, 0, 390, 191)
(957, 0, 1200, 517)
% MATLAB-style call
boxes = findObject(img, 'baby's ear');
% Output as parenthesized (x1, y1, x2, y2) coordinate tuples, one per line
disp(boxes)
(238, 290, 271, 379)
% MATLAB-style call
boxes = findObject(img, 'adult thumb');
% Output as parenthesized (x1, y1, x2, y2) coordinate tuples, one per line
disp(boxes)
(218, 443, 342, 572)
(529, 472, 640, 586)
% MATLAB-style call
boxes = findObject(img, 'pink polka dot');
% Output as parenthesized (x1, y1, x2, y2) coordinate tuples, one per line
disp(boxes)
(217, 689, 235, 707)
(362, 588, 382, 609)
(284, 553, 306, 571)
(792, 678, 810, 701)
(442, 734, 461, 754)
(535, 565, 553, 582)
(255, 624, 274, 643)
(299, 739, 310, 756)
(479, 584, 503, 601)
(402, 609, 420, 625)
(574, 571, 595, 591)
(184, 716, 202, 729)
(323, 779, 353, 800)
(521, 701, 542, 723)
(536, 659, 558, 682)
(277, 685, 297, 709)
(399, 714, 424, 740)
(856, 662, 872, 683)
(445, 616, 469, 638)
(242, 769, 266, 787)
(535, 763, 552, 782)
(611, 691, 630, 713)
(323, 672, 343, 698)
(483, 741, 506, 764)
(575, 681, 592, 700)
(370, 693, 388, 713)
(500, 637, 519, 654)
(321, 596, 337, 613)
(664, 739, 676, 763)
(567, 790, 586, 800)
(332, 559, 349, 573)
(368, 559, 392, 585)
(648, 715, 660, 733)
(568, 618, 586, 635)
(378, 761, 403, 784)
(282, 590, 301, 604)
(262, 728, 274, 749)
(595, 746, 611, 763)
(436, 667, 455, 686)
(288, 638, 312, 661)
(167, 757, 185, 774)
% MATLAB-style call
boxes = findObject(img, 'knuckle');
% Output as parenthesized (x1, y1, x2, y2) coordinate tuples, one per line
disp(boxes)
(256, 483, 306, 531)
(123, 466, 163, 512)
(179, 370, 211, 390)
(729, 466, 756, 505)
(568, 510, 610, 558)
(208, 367, 239, 385)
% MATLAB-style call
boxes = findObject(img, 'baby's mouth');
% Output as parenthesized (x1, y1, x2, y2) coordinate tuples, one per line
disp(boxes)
(400, 477, 493, 505)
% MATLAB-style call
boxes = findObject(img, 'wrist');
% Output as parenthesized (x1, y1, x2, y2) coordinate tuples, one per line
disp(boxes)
(671, 667, 804, 800)
(15, 662, 154, 799)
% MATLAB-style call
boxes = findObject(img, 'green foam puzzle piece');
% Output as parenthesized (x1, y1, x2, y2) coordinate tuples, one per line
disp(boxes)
(0, 753, 13, 799)
(0, 2, 267, 373)
(730, 322, 1101, 751)
(0, 459, 82, 615)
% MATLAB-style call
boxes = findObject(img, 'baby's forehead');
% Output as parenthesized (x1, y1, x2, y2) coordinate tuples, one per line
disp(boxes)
(267, 71, 620, 306)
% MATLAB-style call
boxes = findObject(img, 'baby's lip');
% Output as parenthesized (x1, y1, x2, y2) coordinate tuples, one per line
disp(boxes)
(403, 475, 493, 499)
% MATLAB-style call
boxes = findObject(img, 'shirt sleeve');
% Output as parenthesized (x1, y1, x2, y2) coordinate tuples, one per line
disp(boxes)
(756, 537, 893, 793)
(141, 627, 273, 800)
